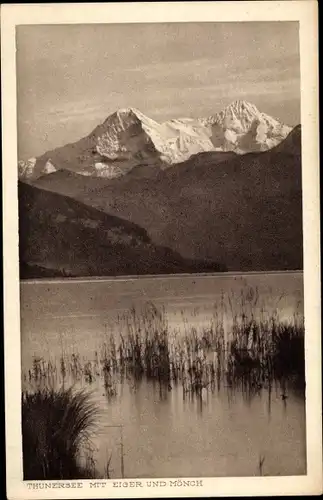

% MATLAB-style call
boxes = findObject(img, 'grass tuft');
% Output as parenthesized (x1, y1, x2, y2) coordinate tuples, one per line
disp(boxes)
(22, 388, 100, 480)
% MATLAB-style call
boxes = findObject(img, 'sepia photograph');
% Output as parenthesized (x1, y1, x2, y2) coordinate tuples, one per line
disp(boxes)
(2, 2, 321, 498)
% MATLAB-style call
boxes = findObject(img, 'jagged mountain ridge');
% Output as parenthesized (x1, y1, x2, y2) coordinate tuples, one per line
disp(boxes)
(18, 100, 293, 180)
(33, 126, 303, 272)
(201, 100, 292, 153)
(19, 181, 227, 278)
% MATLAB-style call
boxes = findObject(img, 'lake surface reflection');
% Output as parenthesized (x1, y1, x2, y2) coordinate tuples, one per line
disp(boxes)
(20, 272, 306, 478)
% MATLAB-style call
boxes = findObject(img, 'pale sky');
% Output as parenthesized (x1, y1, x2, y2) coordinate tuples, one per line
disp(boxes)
(16, 22, 300, 159)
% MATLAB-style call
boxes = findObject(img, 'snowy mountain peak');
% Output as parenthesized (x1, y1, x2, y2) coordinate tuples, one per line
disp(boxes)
(109, 107, 157, 125)
(198, 99, 292, 153)
(225, 100, 261, 120)
(206, 100, 261, 130)
(100, 107, 163, 138)
(104, 107, 143, 124)
(117, 107, 138, 114)
(115, 107, 144, 119)
(228, 99, 260, 113)
(18, 101, 294, 180)
(222, 102, 260, 134)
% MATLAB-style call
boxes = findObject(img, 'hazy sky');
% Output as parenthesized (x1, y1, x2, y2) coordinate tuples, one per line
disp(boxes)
(16, 22, 300, 159)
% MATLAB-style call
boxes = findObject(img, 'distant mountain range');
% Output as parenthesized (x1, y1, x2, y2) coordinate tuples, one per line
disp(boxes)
(18, 114, 302, 278)
(18, 100, 293, 181)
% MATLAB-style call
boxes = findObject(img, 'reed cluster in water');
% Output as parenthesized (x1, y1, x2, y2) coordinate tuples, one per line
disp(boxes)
(23, 291, 305, 399)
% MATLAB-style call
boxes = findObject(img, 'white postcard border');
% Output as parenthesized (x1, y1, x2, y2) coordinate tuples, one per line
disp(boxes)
(2, 2, 321, 498)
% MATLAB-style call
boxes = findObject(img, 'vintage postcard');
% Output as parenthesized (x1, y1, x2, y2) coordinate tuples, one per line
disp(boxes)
(2, 1, 322, 498)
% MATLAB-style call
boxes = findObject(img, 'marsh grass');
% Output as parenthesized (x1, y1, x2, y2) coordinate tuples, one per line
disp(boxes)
(226, 311, 305, 394)
(22, 388, 103, 480)
(21, 288, 305, 480)
(23, 289, 305, 400)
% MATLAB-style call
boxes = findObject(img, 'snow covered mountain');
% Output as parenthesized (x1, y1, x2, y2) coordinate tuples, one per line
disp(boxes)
(18, 101, 293, 180)
(93, 107, 215, 165)
(201, 100, 292, 153)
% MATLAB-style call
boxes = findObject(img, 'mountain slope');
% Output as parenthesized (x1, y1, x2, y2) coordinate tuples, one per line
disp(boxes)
(18, 182, 226, 278)
(34, 150, 237, 198)
(31, 125, 303, 272)
(270, 124, 301, 156)
(18, 101, 292, 180)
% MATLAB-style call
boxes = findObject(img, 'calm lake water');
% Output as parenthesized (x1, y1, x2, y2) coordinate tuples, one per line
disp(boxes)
(20, 272, 306, 478)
